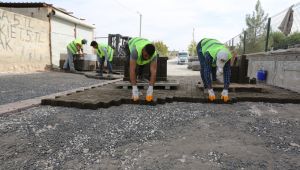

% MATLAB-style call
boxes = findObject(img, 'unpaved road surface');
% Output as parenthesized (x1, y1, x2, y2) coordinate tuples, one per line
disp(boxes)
(1, 102, 299, 169)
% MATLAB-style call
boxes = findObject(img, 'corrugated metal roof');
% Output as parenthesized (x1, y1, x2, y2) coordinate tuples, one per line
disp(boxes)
(0, 2, 52, 8)
(0, 2, 74, 15)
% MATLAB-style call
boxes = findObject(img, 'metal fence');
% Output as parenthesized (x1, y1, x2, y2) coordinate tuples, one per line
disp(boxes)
(225, 3, 300, 55)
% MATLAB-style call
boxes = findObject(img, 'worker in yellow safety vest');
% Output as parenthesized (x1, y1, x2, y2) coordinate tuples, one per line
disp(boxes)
(126, 37, 157, 102)
(63, 38, 87, 72)
(196, 38, 232, 102)
(90, 41, 114, 77)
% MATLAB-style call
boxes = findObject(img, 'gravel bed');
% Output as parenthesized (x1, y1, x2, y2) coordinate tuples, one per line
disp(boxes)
(0, 102, 299, 169)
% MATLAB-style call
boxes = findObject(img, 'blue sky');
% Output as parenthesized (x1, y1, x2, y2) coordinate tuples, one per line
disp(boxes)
(3, 0, 300, 50)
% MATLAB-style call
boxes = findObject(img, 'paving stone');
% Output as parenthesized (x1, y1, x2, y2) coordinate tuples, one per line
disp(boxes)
(41, 76, 300, 109)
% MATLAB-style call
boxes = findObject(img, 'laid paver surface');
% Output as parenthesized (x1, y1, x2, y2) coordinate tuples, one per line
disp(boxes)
(42, 76, 300, 109)
(0, 72, 105, 105)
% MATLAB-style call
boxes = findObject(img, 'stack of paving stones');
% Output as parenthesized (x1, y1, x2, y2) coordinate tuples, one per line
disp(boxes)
(41, 76, 300, 109)
(123, 57, 168, 81)
(111, 57, 127, 73)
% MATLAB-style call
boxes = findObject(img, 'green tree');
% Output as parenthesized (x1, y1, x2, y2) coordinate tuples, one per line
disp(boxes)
(188, 40, 197, 56)
(153, 41, 169, 57)
(241, 0, 268, 53)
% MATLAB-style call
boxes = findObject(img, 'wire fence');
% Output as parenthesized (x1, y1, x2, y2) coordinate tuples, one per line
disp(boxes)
(225, 2, 300, 55)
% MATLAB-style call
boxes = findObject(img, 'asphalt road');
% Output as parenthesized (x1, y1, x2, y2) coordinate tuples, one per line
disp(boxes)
(167, 58, 200, 77)
(0, 72, 104, 105)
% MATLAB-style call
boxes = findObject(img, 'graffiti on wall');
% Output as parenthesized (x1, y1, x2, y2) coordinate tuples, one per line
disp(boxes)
(0, 9, 49, 63)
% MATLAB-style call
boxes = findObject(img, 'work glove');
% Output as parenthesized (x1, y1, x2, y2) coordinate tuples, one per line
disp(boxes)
(146, 85, 154, 102)
(221, 89, 229, 102)
(208, 89, 216, 102)
(132, 85, 139, 101)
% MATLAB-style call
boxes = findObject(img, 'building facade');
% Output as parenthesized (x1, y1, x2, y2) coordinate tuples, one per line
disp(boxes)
(0, 3, 95, 72)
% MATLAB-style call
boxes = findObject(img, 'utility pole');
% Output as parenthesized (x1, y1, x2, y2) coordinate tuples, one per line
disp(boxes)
(192, 28, 195, 42)
(137, 11, 142, 37)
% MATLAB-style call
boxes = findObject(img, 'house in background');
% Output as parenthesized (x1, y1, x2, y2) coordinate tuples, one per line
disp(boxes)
(0, 2, 95, 72)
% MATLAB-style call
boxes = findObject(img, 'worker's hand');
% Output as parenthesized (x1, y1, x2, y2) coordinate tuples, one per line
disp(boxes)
(146, 85, 153, 102)
(221, 89, 229, 102)
(208, 89, 216, 102)
(132, 85, 139, 101)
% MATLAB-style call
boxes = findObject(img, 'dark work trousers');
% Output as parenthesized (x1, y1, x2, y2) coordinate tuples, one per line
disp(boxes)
(97, 56, 113, 75)
(196, 42, 217, 88)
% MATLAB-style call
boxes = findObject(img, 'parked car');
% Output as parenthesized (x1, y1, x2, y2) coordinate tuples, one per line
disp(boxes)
(187, 56, 199, 69)
(177, 52, 189, 64)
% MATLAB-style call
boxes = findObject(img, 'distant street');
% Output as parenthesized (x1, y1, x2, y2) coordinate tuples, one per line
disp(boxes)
(167, 58, 200, 76)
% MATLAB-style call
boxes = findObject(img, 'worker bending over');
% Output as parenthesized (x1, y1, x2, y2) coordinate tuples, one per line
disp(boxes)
(197, 38, 232, 102)
(127, 37, 157, 102)
(90, 41, 114, 77)
(63, 38, 87, 72)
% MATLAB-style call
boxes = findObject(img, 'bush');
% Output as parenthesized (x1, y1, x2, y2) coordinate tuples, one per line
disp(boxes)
(271, 31, 287, 50)
(287, 32, 300, 46)
(270, 31, 300, 50)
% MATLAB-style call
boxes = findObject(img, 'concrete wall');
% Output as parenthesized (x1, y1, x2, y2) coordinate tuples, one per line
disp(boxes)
(0, 8, 50, 72)
(0, 7, 49, 21)
(50, 15, 95, 68)
(50, 16, 75, 68)
(76, 24, 94, 54)
(247, 49, 300, 93)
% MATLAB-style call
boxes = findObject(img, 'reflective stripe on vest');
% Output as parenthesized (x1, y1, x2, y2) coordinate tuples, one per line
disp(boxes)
(97, 44, 114, 62)
(128, 37, 156, 65)
(97, 44, 106, 58)
(200, 38, 220, 56)
(107, 46, 114, 62)
(200, 38, 232, 63)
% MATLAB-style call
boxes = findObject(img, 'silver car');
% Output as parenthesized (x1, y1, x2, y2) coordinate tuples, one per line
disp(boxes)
(177, 52, 189, 64)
